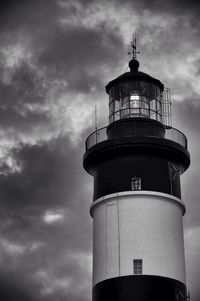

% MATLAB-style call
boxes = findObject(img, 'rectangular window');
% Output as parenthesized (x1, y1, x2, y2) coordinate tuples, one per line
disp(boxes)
(133, 259, 143, 275)
(131, 176, 141, 190)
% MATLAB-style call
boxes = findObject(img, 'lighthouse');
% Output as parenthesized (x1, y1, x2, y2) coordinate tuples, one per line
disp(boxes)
(83, 41, 190, 301)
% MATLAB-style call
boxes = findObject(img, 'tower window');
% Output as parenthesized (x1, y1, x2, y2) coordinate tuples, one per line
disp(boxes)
(131, 176, 141, 190)
(133, 259, 143, 275)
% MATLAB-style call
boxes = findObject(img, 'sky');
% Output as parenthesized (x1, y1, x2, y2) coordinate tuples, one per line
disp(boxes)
(0, 0, 199, 300)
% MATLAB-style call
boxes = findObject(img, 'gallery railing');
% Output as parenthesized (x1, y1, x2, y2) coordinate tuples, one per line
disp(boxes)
(85, 125, 187, 151)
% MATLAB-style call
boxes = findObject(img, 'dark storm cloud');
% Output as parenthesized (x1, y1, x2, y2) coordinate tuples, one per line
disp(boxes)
(111, 0, 200, 15)
(0, 0, 124, 149)
(0, 274, 32, 301)
(0, 4, 111, 299)
(0, 61, 46, 106)
(37, 22, 124, 93)
(0, 134, 92, 300)
(0, 0, 124, 94)
(0, 62, 56, 144)
(0, 0, 61, 30)
(174, 99, 200, 135)
(0, 134, 90, 230)
(0, 62, 50, 129)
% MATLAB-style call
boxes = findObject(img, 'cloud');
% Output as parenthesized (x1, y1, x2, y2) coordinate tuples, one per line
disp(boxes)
(110, 0, 200, 16)
(0, 0, 125, 152)
(0, 134, 92, 300)
(0, 0, 124, 92)
(0, 275, 32, 301)
(43, 210, 65, 224)
(0, 238, 26, 256)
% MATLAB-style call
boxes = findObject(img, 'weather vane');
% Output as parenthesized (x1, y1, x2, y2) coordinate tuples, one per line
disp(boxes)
(128, 32, 140, 59)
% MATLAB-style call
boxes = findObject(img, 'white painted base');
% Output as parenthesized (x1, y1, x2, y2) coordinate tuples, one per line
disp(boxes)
(91, 191, 186, 286)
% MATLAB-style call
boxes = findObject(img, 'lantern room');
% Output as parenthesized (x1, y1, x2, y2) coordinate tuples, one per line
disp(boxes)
(106, 58, 171, 127)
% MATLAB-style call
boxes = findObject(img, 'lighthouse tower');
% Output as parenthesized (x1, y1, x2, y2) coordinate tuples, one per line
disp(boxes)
(83, 41, 190, 301)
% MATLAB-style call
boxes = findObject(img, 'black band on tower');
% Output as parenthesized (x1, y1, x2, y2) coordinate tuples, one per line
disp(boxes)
(93, 275, 186, 301)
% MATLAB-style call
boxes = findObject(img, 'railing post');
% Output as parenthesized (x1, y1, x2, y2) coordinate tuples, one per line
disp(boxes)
(95, 129, 98, 144)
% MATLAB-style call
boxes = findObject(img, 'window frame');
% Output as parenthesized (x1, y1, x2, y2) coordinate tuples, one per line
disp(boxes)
(131, 176, 142, 191)
(133, 259, 143, 275)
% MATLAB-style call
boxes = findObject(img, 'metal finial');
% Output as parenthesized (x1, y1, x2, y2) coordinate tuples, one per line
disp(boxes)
(128, 32, 140, 72)
(129, 32, 140, 59)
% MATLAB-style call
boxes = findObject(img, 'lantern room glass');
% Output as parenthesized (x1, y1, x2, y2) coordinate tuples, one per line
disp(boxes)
(109, 80, 163, 123)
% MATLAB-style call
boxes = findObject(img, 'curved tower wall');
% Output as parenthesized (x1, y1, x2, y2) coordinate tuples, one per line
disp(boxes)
(91, 191, 186, 286)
